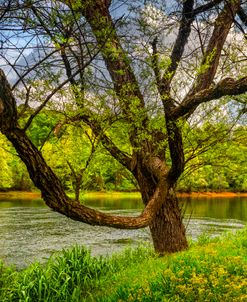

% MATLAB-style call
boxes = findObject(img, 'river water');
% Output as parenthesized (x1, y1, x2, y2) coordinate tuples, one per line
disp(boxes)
(0, 194, 246, 269)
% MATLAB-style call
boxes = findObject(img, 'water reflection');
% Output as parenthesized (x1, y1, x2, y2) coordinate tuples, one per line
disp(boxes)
(181, 197, 247, 221)
(0, 195, 246, 269)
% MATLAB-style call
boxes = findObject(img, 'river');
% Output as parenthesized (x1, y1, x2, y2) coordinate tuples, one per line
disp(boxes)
(0, 194, 246, 269)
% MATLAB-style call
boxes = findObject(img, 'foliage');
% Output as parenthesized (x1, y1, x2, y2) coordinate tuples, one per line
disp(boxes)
(0, 245, 153, 302)
(1, 119, 247, 193)
(95, 228, 247, 302)
(0, 136, 14, 190)
(0, 134, 33, 191)
(1, 228, 247, 301)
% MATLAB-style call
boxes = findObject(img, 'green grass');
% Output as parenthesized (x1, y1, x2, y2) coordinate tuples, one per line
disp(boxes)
(1, 228, 247, 301)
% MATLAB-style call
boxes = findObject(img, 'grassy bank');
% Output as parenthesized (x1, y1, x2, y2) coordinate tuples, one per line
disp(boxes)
(1, 228, 247, 302)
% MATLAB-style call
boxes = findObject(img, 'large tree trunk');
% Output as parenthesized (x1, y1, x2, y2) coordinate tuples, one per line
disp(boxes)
(136, 160, 188, 254)
(149, 190, 188, 254)
(139, 181, 188, 254)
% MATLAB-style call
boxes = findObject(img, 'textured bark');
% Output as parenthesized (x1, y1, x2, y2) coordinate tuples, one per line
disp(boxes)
(82, 1, 145, 115)
(189, 0, 240, 94)
(171, 76, 247, 119)
(4, 127, 169, 229)
(0, 70, 17, 131)
(165, 117, 185, 183)
(150, 190, 188, 254)
(135, 158, 188, 254)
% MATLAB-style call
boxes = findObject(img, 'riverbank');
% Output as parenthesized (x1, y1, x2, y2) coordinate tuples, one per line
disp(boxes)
(0, 228, 246, 301)
(0, 190, 247, 201)
(177, 191, 247, 198)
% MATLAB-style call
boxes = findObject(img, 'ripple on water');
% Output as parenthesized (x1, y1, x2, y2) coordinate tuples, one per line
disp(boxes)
(0, 205, 246, 269)
(184, 215, 246, 239)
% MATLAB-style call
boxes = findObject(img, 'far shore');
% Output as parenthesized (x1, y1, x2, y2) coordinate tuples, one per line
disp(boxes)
(0, 190, 247, 200)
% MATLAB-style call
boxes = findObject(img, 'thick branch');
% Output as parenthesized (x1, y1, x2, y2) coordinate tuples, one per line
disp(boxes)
(166, 117, 185, 183)
(188, 0, 240, 95)
(0, 69, 166, 229)
(0, 69, 17, 131)
(6, 127, 165, 229)
(171, 76, 247, 119)
(155, 2, 197, 181)
(62, 179, 166, 229)
(79, 0, 147, 126)
(151, 37, 161, 87)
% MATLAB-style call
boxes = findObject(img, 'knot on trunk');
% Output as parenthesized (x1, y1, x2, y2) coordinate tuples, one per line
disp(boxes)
(145, 156, 169, 180)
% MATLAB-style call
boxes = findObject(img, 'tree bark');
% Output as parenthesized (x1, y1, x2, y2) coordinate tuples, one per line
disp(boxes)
(136, 159, 188, 254)
(149, 189, 188, 254)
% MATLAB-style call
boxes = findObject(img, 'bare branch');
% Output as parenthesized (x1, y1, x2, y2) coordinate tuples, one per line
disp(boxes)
(23, 47, 101, 131)
(150, 37, 161, 87)
(192, 0, 223, 17)
(161, 0, 195, 95)
(238, 6, 247, 26)
(12, 49, 60, 90)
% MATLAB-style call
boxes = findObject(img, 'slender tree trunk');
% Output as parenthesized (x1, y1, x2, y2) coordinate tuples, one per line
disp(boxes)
(74, 178, 80, 202)
(74, 174, 83, 202)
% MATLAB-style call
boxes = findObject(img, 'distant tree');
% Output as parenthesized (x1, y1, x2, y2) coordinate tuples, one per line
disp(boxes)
(0, 135, 13, 190)
(0, 0, 246, 254)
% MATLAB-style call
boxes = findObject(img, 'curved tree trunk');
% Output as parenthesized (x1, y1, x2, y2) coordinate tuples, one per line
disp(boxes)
(1, 68, 187, 254)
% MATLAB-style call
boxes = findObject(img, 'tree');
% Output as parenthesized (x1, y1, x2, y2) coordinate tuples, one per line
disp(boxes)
(0, 134, 14, 190)
(0, 0, 247, 254)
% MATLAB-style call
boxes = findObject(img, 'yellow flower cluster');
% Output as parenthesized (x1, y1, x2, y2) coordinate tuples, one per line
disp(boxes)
(118, 246, 247, 302)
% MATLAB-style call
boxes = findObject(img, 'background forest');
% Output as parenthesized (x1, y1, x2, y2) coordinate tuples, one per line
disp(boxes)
(1, 110, 246, 193)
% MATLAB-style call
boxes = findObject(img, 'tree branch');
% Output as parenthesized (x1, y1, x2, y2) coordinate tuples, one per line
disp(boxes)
(238, 6, 247, 27)
(23, 46, 101, 131)
(171, 76, 247, 119)
(7, 126, 166, 229)
(187, 0, 241, 95)
(160, 0, 195, 97)
(192, 0, 223, 17)
(0, 69, 17, 132)
(0, 68, 167, 229)
(72, 113, 134, 171)
(12, 49, 60, 90)
(61, 178, 167, 229)
(150, 37, 161, 87)
(78, 0, 148, 129)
